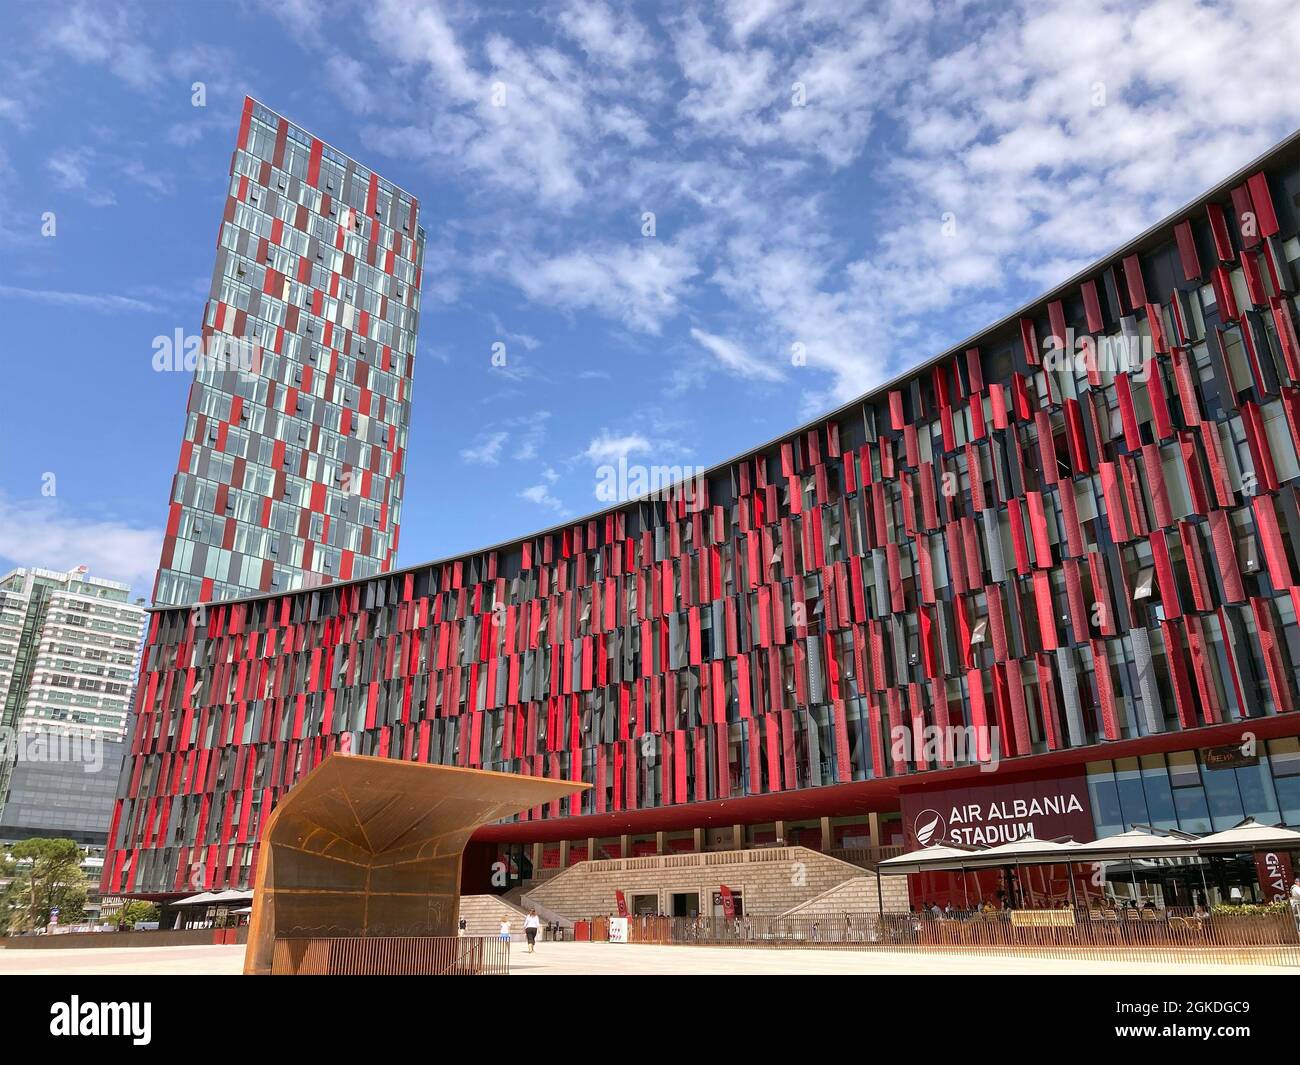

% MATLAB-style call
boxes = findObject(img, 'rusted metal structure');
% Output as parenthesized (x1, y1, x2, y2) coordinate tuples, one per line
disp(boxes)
(245, 754, 587, 974)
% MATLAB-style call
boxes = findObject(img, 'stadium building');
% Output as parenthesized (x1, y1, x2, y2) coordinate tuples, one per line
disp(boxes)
(105, 131, 1300, 916)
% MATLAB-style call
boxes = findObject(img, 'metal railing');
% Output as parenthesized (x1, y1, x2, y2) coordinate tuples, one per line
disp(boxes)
(585, 909, 1300, 967)
(271, 935, 511, 975)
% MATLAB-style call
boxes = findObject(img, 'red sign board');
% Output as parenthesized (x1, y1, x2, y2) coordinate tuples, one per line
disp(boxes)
(1254, 850, 1294, 903)
(901, 770, 1095, 849)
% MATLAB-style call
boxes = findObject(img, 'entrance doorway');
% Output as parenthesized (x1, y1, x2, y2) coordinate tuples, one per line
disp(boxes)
(631, 893, 658, 916)
(671, 891, 700, 917)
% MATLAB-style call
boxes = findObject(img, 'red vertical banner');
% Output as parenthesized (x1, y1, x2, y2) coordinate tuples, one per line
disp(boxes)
(719, 884, 736, 919)
(615, 889, 629, 917)
(1254, 851, 1294, 903)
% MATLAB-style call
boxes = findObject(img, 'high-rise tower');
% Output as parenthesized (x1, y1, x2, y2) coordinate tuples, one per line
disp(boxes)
(153, 97, 424, 607)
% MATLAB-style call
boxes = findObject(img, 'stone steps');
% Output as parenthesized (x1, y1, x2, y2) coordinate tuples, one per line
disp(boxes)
(524, 846, 887, 918)
(457, 894, 528, 938)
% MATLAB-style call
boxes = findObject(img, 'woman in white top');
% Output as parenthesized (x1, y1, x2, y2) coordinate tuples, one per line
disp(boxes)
(523, 910, 541, 953)
(499, 918, 511, 941)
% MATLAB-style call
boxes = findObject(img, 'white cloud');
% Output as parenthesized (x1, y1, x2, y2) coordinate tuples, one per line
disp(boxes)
(361, 0, 668, 207)
(556, 0, 656, 68)
(690, 327, 784, 382)
(49, 4, 159, 90)
(0, 285, 161, 313)
(325, 53, 377, 113)
(46, 149, 117, 206)
(520, 482, 565, 513)
(0, 497, 160, 596)
(512, 412, 551, 460)
(508, 241, 698, 334)
(459, 431, 508, 465)
(458, 413, 551, 465)
(583, 431, 651, 465)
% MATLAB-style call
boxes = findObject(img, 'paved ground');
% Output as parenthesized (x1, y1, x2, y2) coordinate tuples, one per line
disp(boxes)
(0, 943, 246, 975)
(509, 942, 1294, 975)
(1, 941, 1293, 975)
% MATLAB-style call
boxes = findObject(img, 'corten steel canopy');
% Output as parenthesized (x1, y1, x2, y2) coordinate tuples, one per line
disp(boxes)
(244, 754, 589, 975)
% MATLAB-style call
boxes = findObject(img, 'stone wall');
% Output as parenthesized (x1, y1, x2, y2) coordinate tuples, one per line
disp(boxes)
(777, 875, 910, 917)
(457, 894, 528, 938)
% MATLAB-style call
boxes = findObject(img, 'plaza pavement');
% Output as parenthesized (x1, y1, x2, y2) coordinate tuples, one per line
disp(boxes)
(0, 941, 1293, 975)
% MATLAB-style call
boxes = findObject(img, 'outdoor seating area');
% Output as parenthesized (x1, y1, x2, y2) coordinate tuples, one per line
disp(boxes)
(169, 890, 253, 930)
(877, 818, 1300, 912)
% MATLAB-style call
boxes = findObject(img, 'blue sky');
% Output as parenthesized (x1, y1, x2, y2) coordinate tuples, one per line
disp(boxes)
(1, 0, 1297, 596)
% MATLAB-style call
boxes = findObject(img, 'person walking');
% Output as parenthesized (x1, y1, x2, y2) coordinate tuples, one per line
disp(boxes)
(498, 917, 511, 942)
(457, 916, 467, 938)
(523, 909, 541, 953)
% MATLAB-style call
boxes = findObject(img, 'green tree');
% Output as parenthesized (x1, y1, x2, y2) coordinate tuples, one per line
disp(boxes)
(117, 900, 160, 930)
(0, 838, 88, 933)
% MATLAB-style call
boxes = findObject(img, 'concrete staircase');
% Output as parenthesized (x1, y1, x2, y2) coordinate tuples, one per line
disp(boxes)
(523, 846, 893, 918)
(457, 893, 528, 938)
(503, 881, 575, 932)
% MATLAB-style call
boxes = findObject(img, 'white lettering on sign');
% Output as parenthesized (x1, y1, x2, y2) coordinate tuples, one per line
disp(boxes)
(943, 794, 1085, 846)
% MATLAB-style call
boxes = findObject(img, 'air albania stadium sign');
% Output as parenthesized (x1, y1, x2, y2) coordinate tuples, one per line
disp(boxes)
(901, 771, 1096, 849)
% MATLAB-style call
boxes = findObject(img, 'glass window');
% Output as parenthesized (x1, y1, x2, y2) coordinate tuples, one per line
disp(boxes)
(1200, 761, 1246, 830)
(1168, 751, 1212, 833)
(1139, 754, 1178, 829)
(1274, 776, 1300, 827)
(1114, 757, 1150, 828)
(1235, 760, 1280, 825)
(1087, 760, 1124, 837)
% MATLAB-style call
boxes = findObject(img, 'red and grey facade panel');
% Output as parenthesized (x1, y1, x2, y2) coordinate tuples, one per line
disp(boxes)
(105, 137, 1300, 895)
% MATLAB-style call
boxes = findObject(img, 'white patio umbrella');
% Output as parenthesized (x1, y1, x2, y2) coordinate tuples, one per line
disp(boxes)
(171, 891, 220, 906)
(1069, 827, 1199, 861)
(1193, 818, 1300, 854)
(976, 837, 1084, 861)
(206, 889, 254, 904)
(1071, 827, 1205, 904)
(876, 843, 986, 874)
(877, 842, 995, 910)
